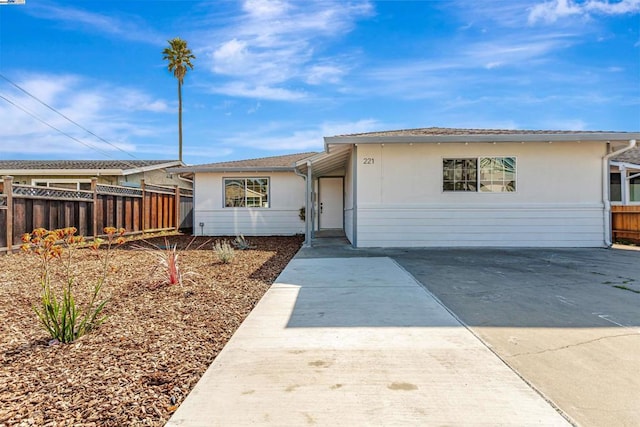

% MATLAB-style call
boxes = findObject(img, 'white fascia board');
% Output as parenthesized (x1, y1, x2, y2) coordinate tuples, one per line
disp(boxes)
(0, 169, 124, 176)
(121, 161, 184, 175)
(611, 161, 640, 171)
(324, 132, 640, 145)
(169, 166, 296, 173)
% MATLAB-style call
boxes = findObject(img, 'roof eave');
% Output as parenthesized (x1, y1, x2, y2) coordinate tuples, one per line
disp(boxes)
(168, 166, 297, 174)
(324, 132, 640, 144)
(121, 160, 184, 175)
(0, 169, 124, 176)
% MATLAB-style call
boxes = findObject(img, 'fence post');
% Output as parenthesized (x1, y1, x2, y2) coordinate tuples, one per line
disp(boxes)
(174, 185, 180, 231)
(91, 177, 98, 238)
(3, 176, 13, 254)
(141, 179, 147, 232)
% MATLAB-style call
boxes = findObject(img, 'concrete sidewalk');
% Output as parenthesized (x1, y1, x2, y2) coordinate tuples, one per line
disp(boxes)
(167, 257, 570, 426)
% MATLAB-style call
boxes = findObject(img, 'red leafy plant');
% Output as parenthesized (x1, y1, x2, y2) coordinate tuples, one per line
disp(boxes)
(21, 226, 126, 344)
(134, 237, 208, 288)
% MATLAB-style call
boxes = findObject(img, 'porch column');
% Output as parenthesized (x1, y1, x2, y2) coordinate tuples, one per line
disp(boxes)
(620, 165, 629, 205)
(305, 161, 313, 246)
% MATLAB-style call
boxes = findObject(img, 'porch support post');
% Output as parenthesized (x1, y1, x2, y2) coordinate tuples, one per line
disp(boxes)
(306, 161, 313, 246)
(620, 165, 629, 205)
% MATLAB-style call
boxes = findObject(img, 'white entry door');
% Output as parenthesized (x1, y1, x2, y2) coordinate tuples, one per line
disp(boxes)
(319, 177, 343, 229)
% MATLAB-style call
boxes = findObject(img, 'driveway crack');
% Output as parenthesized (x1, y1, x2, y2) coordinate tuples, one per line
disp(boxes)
(509, 332, 640, 357)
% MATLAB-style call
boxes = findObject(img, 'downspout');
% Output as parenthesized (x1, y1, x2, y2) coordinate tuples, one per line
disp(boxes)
(603, 139, 636, 246)
(293, 165, 311, 247)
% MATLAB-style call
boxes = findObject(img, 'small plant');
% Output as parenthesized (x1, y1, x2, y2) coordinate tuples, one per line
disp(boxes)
(21, 226, 126, 344)
(213, 240, 235, 264)
(133, 236, 208, 288)
(233, 234, 254, 250)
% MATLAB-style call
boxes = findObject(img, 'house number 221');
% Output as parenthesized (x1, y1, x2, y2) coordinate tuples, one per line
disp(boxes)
(363, 158, 375, 164)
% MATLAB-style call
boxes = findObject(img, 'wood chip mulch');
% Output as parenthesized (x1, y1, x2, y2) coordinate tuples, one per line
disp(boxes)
(0, 234, 303, 426)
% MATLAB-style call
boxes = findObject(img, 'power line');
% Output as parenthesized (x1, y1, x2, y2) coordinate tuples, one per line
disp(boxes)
(0, 93, 130, 161)
(0, 73, 160, 170)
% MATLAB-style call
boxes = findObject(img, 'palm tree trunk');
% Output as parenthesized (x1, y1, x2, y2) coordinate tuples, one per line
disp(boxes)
(178, 80, 183, 162)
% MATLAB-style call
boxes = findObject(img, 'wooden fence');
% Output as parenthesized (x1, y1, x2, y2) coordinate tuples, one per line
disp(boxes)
(0, 176, 193, 253)
(611, 205, 640, 243)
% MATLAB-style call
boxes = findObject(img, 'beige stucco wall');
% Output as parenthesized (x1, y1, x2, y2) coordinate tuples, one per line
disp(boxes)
(355, 142, 607, 247)
(194, 171, 306, 236)
(11, 169, 191, 190)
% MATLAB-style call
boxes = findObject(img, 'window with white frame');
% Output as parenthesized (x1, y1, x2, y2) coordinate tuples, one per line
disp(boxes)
(443, 157, 516, 192)
(224, 178, 269, 207)
(32, 180, 92, 191)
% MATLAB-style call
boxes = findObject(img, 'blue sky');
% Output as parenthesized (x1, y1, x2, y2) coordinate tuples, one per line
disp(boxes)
(0, 0, 638, 165)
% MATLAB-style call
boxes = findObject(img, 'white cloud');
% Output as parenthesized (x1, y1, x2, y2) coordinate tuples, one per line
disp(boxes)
(198, 0, 373, 100)
(25, 2, 165, 45)
(540, 118, 588, 130)
(529, 0, 640, 24)
(213, 82, 307, 101)
(221, 119, 382, 151)
(305, 64, 346, 85)
(0, 73, 171, 158)
(242, 0, 290, 18)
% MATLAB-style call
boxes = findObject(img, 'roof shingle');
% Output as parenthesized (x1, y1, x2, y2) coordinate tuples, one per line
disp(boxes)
(0, 160, 179, 171)
(183, 152, 317, 169)
(335, 127, 632, 137)
(0, 160, 177, 170)
(613, 147, 640, 165)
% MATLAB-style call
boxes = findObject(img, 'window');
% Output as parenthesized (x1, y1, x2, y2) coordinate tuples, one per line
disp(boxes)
(32, 180, 92, 190)
(610, 173, 622, 202)
(443, 157, 516, 192)
(224, 178, 269, 207)
(443, 159, 477, 191)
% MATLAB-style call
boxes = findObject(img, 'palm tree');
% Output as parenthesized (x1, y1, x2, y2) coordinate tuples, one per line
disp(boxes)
(162, 37, 195, 162)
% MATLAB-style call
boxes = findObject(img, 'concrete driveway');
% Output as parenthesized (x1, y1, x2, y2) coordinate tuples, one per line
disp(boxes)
(390, 247, 640, 427)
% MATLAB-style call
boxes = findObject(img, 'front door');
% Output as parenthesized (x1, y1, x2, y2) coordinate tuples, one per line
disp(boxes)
(319, 177, 343, 229)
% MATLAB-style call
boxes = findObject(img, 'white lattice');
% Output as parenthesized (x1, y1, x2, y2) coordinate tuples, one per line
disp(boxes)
(12, 185, 93, 200)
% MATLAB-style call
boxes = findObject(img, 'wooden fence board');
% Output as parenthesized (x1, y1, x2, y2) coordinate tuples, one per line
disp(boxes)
(0, 209, 6, 248)
(33, 200, 46, 230)
(132, 198, 140, 231)
(13, 198, 27, 243)
(611, 205, 640, 243)
(78, 202, 88, 236)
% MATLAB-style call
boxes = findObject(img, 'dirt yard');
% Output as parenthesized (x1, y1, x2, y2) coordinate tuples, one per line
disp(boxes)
(0, 234, 303, 426)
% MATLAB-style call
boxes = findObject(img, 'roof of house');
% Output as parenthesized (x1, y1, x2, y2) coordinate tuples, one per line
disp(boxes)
(0, 160, 183, 175)
(169, 152, 317, 173)
(612, 147, 640, 165)
(334, 127, 636, 137)
(325, 127, 640, 145)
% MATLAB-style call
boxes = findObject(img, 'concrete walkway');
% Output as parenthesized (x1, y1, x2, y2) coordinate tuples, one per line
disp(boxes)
(167, 256, 570, 426)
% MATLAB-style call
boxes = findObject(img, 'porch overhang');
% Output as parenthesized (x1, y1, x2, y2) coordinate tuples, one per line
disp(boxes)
(294, 144, 352, 179)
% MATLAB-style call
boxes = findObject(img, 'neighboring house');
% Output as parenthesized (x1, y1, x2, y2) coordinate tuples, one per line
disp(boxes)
(171, 128, 640, 248)
(0, 160, 191, 190)
(610, 147, 640, 205)
(169, 152, 316, 236)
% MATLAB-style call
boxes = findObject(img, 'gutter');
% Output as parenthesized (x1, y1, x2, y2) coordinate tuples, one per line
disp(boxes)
(325, 132, 640, 145)
(169, 166, 296, 174)
(603, 139, 637, 246)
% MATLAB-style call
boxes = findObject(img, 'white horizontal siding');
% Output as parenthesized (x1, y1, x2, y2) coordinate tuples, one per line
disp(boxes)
(356, 204, 605, 248)
(344, 208, 354, 244)
(195, 208, 304, 236)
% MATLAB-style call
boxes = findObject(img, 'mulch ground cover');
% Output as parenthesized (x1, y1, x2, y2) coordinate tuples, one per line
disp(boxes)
(0, 234, 303, 426)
